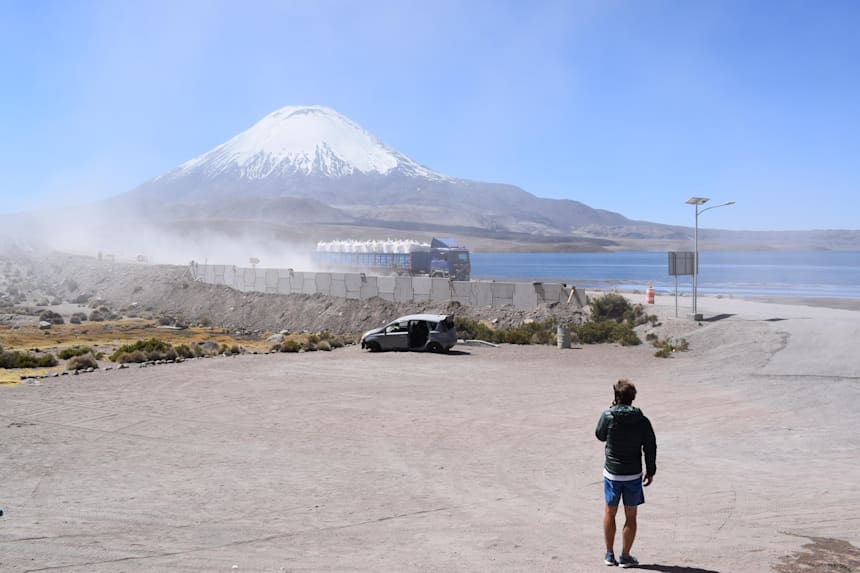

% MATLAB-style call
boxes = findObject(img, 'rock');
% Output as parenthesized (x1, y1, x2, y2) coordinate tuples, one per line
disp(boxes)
(38, 321, 52, 329)
(267, 333, 285, 343)
(196, 341, 220, 354)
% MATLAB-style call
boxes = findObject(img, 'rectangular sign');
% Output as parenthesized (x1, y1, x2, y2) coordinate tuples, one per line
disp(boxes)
(668, 251, 696, 276)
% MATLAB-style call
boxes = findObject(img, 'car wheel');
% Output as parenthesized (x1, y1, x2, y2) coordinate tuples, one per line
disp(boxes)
(427, 342, 445, 353)
(366, 341, 381, 352)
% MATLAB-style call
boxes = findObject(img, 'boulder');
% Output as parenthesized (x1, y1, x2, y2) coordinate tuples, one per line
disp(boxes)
(38, 321, 52, 330)
(195, 341, 221, 355)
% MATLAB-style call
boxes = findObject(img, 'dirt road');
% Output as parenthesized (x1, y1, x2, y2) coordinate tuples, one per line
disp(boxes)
(1, 294, 859, 572)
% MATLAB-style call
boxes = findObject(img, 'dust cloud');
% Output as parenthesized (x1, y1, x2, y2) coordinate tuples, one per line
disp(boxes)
(0, 200, 317, 271)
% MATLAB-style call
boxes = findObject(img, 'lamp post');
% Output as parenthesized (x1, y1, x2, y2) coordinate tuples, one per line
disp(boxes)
(685, 197, 735, 319)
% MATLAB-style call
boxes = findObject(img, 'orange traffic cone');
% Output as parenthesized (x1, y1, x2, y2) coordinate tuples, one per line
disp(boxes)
(646, 282, 655, 304)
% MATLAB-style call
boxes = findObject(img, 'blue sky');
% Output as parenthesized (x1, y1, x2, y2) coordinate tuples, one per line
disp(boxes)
(1, 0, 858, 231)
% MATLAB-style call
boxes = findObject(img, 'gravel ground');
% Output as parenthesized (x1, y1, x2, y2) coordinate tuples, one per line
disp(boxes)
(1, 293, 859, 572)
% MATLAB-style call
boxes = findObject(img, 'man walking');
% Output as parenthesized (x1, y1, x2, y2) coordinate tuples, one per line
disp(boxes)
(595, 379, 657, 568)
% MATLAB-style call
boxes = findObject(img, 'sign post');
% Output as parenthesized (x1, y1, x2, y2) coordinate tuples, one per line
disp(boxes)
(668, 251, 695, 318)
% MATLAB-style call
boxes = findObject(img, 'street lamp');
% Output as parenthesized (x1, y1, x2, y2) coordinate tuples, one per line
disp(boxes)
(685, 197, 735, 319)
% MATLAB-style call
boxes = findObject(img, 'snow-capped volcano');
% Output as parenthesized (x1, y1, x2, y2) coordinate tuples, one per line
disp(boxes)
(165, 105, 448, 181)
(118, 104, 644, 242)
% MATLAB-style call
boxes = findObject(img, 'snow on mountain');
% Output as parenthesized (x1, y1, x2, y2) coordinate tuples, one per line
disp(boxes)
(165, 105, 450, 182)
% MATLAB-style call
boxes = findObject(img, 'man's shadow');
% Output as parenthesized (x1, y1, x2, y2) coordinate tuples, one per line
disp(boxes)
(636, 565, 721, 573)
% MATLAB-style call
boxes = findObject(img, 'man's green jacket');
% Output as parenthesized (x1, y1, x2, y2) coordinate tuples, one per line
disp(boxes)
(595, 404, 657, 477)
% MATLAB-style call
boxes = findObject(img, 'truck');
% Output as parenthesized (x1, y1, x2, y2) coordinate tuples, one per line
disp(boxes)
(314, 237, 471, 281)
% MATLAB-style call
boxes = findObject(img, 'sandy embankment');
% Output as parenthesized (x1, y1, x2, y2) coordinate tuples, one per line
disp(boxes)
(0, 293, 858, 572)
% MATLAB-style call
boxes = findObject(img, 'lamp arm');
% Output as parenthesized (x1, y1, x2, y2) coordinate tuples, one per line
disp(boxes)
(698, 201, 735, 215)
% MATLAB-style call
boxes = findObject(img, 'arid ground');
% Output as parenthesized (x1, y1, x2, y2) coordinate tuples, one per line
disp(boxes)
(2, 291, 859, 572)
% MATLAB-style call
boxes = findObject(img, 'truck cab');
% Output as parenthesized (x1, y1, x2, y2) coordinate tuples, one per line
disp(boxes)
(429, 237, 470, 281)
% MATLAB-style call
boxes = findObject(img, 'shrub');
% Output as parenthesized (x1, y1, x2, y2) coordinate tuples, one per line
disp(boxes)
(89, 305, 117, 322)
(118, 350, 147, 363)
(174, 344, 196, 359)
(623, 306, 658, 327)
(652, 337, 689, 358)
(504, 328, 532, 345)
(588, 293, 655, 328)
(303, 340, 318, 351)
(67, 353, 99, 371)
(589, 293, 631, 323)
(574, 321, 641, 346)
(455, 317, 502, 342)
(654, 346, 672, 358)
(69, 312, 87, 324)
(499, 320, 557, 345)
(59, 345, 94, 360)
(110, 338, 172, 362)
(39, 310, 64, 325)
(328, 337, 344, 349)
(306, 333, 320, 344)
(317, 340, 332, 351)
(195, 341, 220, 356)
(0, 349, 58, 368)
(281, 339, 301, 353)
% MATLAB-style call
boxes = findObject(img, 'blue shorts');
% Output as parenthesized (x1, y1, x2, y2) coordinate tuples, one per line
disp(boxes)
(604, 477, 645, 507)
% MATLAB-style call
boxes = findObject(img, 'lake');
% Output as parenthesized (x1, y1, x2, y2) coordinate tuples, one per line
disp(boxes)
(470, 251, 860, 298)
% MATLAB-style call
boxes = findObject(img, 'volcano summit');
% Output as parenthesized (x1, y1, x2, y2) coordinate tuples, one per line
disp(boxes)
(163, 106, 449, 182)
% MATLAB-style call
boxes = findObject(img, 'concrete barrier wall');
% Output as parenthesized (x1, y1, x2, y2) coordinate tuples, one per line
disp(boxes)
(191, 264, 583, 311)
